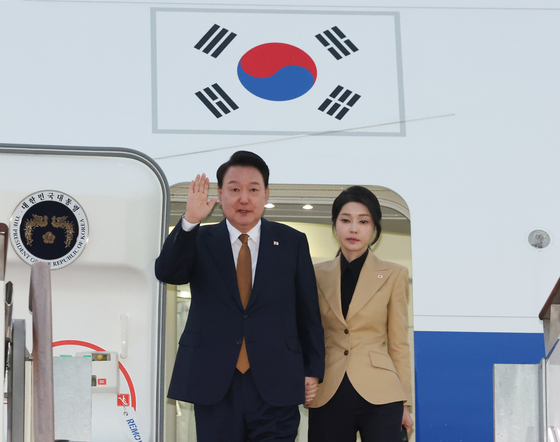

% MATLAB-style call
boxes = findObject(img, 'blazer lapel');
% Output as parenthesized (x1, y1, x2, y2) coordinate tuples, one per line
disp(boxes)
(206, 220, 243, 310)
(250, 218, 278, 309)
(345, 252, 393, 321)
(318, 256, 347, 326)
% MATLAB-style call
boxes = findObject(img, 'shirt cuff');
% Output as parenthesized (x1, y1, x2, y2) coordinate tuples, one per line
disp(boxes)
(181, 216, 199, 232)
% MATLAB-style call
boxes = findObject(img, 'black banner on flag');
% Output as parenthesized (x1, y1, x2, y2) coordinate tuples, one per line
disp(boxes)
(195, 84, 239, 118)
(318, 86, 361, 120)
(194, 24, 237, 58)
(315, 26, 359, 60)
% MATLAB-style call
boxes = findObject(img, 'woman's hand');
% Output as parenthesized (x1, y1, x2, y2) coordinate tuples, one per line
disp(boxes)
(402, 406, 414, 434)
(304, 377, 319, 405)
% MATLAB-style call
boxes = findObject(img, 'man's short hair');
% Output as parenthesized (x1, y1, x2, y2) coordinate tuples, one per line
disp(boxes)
(216, 151, 270, 188)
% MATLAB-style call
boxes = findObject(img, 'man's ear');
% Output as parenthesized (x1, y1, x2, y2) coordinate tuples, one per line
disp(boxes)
(218, 187, 223, 204)
(265, 187, 270, 202)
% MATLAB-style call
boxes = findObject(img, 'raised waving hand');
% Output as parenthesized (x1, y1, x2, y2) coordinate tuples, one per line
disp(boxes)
(184, 174, 218, 224)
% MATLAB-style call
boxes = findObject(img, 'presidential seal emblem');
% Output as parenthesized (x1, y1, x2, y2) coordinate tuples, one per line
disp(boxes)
(10, 191, 89, 269)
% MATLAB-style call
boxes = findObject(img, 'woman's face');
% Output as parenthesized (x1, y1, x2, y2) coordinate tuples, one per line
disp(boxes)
(335, 201, 375, 261)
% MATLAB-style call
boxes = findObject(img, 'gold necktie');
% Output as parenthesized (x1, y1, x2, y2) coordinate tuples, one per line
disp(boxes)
(236, 233, 251, 373)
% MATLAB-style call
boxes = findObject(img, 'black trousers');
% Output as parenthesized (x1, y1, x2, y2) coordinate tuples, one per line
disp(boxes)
(194, 369, 300, 442)
(308, 374, 403, 442)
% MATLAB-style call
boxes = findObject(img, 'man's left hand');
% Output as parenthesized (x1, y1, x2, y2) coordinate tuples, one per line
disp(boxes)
(304, 377, 319, 405)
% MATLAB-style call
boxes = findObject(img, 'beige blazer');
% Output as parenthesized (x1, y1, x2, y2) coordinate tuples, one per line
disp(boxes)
(309, 252, 412, 408)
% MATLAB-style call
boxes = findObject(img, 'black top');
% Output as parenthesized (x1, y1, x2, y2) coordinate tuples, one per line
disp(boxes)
(340, 249, 369, 318)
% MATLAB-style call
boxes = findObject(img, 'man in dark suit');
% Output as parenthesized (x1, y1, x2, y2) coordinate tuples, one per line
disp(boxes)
(155, 151, 325, 442)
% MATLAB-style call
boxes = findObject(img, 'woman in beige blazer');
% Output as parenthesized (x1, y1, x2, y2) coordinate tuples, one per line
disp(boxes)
(308, 186, 413, 442)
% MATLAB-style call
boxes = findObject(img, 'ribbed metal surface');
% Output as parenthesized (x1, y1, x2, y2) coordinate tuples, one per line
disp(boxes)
(494, 363, 542, 442)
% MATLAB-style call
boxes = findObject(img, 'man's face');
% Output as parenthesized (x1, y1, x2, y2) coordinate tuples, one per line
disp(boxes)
(218, 166, 269, 232)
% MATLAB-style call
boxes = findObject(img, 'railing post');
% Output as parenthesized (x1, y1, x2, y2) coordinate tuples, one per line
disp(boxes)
(29, 261, 54, 442)
(0, 223, 7, 280)
(1, 222, 9, 437)
(540, 276, 560, 356)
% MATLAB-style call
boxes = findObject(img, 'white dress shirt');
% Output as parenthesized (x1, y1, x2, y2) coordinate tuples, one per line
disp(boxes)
(181, 217, 261, 285)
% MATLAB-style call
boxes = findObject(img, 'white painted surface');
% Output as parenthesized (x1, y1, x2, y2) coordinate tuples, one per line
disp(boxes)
(494, 364, 541, 442)
(0, 151, 166, 441)
(547, 341, 560, 433)
(0, 0, 558, 336)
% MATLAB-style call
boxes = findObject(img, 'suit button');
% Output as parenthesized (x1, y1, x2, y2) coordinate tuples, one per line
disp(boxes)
(236, 340, 242, 345)
(244, 314, 248, 319)
(344, 329, 349, 334)
(344, 350, 349, 355)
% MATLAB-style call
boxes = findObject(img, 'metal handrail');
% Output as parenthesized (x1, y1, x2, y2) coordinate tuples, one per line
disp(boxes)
(539, 276, 560, 321)
(540, 277, 560, 356)
(0, 223, 7, 282)
(28, 261, 54, 442)
(8, 319, 27, 442)
(1, 223, 8, 441)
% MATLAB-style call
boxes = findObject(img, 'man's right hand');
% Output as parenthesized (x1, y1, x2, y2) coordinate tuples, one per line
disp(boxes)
(184, 173, 218, 224)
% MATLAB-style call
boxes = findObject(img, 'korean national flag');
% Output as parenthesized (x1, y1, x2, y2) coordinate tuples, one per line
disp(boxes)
(151, 8, 405, 137)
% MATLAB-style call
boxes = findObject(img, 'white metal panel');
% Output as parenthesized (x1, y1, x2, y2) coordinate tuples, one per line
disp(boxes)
(1, 1, 559, 336)
(547, 341, 560, 434)
(0, 146, 168, 441)
(494, 364, 542, 442)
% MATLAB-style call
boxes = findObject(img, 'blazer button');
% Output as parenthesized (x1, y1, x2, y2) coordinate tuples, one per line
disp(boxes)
(243, 314, 248, 319)
(344, 350, 349, 355)
(236, 340, 242, 345)
(344, 329, 349, 334)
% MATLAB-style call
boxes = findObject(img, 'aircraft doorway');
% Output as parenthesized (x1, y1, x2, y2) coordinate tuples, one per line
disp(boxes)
(164, 183, 414, 442)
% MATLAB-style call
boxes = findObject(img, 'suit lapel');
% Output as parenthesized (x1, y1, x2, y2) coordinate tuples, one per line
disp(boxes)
(206, 220, 243, 310)
(318, 257, 347, 326)
(250, 218, 278, 309)
(345, 252, 393, 321)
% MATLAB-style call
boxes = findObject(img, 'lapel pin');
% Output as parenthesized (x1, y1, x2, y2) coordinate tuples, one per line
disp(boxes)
(378, 275, 383, 278)
(273, 241, 279, 246)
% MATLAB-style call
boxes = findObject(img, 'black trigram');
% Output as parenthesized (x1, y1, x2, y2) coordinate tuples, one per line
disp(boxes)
(318, 86, 360, 120)
(315, 26, 359, 60)
(195, 84, 239, 118)
(194, 24, 237, 58)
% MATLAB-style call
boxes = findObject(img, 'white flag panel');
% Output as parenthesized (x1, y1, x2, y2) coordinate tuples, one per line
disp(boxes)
(152, 8, 405, 136)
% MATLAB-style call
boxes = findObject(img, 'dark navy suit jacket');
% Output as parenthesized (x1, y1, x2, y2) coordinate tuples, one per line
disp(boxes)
(155, 218, 325, 407)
